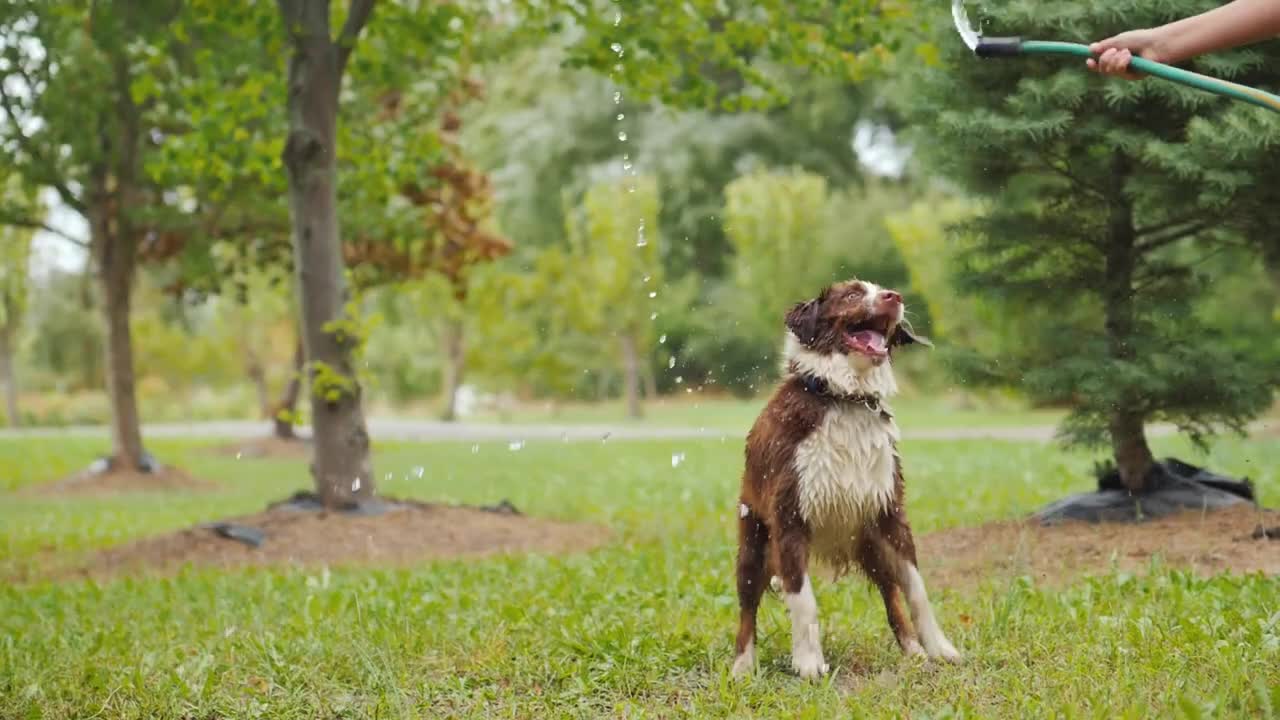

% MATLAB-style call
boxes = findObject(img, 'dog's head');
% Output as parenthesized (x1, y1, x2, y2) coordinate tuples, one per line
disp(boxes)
(784, 279, 930, 371)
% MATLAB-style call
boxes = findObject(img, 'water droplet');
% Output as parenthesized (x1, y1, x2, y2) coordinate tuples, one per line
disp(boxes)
(739, 502, 750, 518)
(648, 291, 657, 298)
(642, 275, 651, 283)
(618, 131, 628, 142)
(675, 376, 684, 384)
(613, 91, 622, 104)
(671, 452, 686, 468)
(613, 11, 621, 26)
(668, 357, 676, 369)
(235, 452, 242, 460)
(659, 334, 667, 344)
(649, 312, 658, 320)
(509, 440, 525, 451)
(616, 113, 625, 121)
(413, 466, 425, 478)
(636, 219, 647, 247)
(471, 444, 480, 454)
(610, 42, 624, 56)
(352, 477, 362, 492)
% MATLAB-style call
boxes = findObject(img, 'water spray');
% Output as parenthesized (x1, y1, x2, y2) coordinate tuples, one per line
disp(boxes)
(951, 0, 1280, 113)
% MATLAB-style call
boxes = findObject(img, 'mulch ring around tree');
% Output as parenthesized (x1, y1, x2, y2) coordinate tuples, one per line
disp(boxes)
(57, 493, 611, 581)
(207, 436, 312, 460)
(917, 503, 1280, 592)
(26, 458, 220, 497)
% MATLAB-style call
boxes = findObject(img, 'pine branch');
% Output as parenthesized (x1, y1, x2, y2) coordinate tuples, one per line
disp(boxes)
(1034, 147, 1106, 200)
(1134, 213, 1214, 239)
(1135, 221, 1215, 253)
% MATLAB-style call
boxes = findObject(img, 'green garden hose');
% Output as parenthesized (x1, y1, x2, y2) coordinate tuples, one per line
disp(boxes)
(952, 1, 1280, 113)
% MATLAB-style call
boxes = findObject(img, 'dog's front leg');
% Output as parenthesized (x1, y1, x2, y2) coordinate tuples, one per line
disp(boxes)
(777, 527, 828, 680)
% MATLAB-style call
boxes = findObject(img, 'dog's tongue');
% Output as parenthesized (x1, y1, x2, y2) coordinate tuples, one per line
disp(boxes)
(849, 330, 888, 357)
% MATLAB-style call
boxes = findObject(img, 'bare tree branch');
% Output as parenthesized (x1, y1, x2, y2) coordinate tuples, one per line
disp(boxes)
(0, 210, 88, 247)
(336, 0, 377, 76)
(0, 78, 87, 215)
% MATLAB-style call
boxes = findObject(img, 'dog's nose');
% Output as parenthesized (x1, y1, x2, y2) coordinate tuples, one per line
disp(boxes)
(880, 290, 902, 306)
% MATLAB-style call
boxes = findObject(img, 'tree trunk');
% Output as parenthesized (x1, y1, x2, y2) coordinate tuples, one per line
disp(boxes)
(280, 0, 373, 507)
(620, 333, 643, 420)
(0, 325, 18, 427)
(642, 360, 658, 400)
(439, 315, 465, 422)
(273, 336, 305, 440)
(247, 350, 271, 418)
(94, 211, 144, 471)
(1263, 244, 1280, 318)
(1103, 153, 1155, 492)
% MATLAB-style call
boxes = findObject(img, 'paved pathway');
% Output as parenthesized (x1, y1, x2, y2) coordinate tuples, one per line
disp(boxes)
(3, 417, 1272, 443)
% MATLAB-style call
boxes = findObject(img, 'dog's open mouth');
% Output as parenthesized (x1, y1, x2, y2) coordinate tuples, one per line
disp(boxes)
(844, 316, 894, 360)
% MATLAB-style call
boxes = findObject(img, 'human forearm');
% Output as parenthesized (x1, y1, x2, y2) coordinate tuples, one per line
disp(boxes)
(1152, 0, 1280, 62)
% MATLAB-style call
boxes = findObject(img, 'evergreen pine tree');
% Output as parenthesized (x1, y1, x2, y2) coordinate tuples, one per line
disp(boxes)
(900, 0, 1280, 491)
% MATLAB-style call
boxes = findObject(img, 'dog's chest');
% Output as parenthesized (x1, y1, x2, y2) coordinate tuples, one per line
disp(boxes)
(793, 404, 899, 531)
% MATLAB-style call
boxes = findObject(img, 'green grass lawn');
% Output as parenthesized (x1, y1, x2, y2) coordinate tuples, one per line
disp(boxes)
(2, 430, 1279, 719)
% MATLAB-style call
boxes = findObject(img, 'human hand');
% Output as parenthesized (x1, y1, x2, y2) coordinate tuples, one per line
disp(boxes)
(1086, 29, 1167, 80)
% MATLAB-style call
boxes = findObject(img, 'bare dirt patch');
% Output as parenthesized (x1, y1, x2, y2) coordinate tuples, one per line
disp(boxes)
(61, 499, 610, 581)
(918, 504, 1280, 591)
(27, 466, 220, 497)
(208, 436, 312, 460)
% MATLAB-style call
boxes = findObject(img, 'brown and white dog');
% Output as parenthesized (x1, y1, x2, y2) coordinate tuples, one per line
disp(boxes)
(731, 278, 960, 680)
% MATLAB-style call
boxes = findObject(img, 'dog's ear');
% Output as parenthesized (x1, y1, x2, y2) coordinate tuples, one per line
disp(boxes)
(785, 298, 822, 345)
(890, 323, 933, 350)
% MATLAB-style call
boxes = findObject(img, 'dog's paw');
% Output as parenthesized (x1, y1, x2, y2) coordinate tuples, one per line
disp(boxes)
(731, 648, 755, 679)
(925, 637, 962, 663)
(933, 642, 963, 664)
(901, 639, 926, 658)
(791, 649, 829, 680)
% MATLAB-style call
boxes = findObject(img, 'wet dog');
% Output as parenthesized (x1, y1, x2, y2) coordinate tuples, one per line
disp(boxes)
(731, 279, 959, 679)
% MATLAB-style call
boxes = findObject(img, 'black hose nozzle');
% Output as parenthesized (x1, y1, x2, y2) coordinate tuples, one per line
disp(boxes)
(975, 37, 1025, 57)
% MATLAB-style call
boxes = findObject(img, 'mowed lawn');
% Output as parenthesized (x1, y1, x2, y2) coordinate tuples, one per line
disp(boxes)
(2, 428, 1279, 719)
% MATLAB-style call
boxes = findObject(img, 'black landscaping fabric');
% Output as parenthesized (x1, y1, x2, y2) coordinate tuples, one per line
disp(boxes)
(1036, 457, 1256, 524)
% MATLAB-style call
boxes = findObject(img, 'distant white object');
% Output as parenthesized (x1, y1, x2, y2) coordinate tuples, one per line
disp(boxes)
(455, 385, 478, 417)
(852, 120, 911, 179)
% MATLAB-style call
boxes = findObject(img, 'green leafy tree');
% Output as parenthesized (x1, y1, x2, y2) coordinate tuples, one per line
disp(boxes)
(570, 175, 663, 419)
(899, 0, 1280, 491)
(723, 169, 830, 347)
(158, 0, 494, 503)
(0, 221, 33, 426)
(466, 43, 881, 280)
(464, 252, 613, 404)
(0, 1, 195, 470)
(23, 268, 102, 393)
